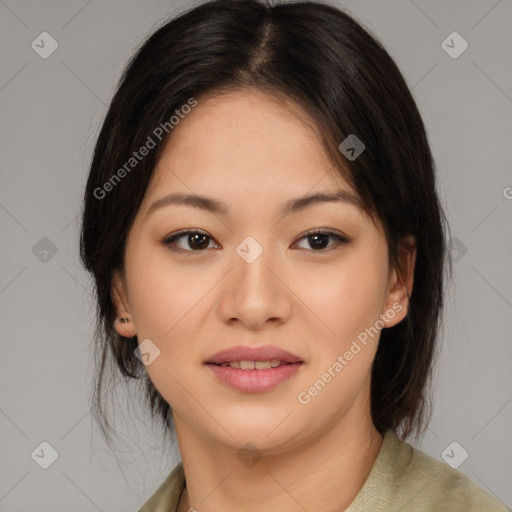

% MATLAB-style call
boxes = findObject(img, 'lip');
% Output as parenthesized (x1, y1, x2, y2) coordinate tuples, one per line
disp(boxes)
(206, 362, 304, 393)
(205, 344, 304, 393)
(205, 345, 303, 365)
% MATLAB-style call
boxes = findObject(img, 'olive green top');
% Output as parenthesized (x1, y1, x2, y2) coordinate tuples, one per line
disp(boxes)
(138, 430, 509, 511)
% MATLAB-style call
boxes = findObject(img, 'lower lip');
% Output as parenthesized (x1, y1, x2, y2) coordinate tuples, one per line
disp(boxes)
(206, 363, 304, 392)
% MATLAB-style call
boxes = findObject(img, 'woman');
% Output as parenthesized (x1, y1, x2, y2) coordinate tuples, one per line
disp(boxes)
(79, 0, 508, 510)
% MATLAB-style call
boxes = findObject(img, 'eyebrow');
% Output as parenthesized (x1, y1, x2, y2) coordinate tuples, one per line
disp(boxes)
(145, 189, 362, 218)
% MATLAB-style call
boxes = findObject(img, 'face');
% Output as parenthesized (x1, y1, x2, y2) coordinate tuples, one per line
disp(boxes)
(112, 89, 415, 454)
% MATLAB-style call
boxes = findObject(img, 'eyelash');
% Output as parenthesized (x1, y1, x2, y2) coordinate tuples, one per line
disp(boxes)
(161, 228, 351, 254)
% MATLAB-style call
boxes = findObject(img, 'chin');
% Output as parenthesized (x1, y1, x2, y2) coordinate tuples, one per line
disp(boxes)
(222, 415, 303, 448)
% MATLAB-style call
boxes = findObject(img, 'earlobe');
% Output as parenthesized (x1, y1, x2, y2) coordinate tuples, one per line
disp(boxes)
(111, 270, 137, 338)
(382, 237, 417, 328)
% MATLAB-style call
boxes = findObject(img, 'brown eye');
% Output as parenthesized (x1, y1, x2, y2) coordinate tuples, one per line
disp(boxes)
(162, 228, 350, 254)
(162, 230, 218, 252)
(293, 230, 350, 251)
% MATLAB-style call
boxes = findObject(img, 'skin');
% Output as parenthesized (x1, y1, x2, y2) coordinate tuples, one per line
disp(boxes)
(112, 89, 416, 512)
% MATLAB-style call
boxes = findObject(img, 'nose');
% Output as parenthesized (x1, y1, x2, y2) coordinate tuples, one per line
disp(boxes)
(216, 241, 292, 330)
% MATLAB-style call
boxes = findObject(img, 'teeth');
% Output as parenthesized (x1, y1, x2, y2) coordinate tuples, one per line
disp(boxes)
(218, 359, 283, 369)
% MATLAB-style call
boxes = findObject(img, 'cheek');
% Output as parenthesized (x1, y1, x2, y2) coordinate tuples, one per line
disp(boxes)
(126, 247, 196, 338)
(295, 257, 387, 416)
(299, 253, 388, 340)
(127, 255, 205, 392)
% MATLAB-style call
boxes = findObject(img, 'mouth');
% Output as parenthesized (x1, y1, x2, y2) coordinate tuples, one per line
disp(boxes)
(204, 345, 304, 392)
(207, 360, 302, 370)
(205, 344, 304, 366)
(206, 361, 304, 393)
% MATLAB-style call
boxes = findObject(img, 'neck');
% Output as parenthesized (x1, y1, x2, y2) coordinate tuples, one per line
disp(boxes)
(175, 409, 383, 512)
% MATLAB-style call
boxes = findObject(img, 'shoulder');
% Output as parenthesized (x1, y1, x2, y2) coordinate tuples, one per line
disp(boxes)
(137, 461, 185, 512)
(347, 430, 509, 512)
(404, 439, 508, 511)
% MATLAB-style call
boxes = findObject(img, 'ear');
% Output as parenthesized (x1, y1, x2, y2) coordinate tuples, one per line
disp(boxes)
(381, 235, 416, 328)
(111, 269, 137, 338)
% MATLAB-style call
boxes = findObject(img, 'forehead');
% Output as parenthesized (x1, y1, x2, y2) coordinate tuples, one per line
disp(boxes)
(145, 89, 354, 200)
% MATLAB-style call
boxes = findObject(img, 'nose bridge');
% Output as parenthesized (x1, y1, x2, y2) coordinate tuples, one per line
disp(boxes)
(217, 235, 291, 327)
(237, 239, 273, 290)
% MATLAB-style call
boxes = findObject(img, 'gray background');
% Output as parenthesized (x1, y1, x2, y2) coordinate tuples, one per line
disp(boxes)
(1, 0, 511, 510)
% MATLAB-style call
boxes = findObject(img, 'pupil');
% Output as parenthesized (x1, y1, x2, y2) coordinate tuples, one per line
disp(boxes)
(186, 233, 329, 250)
(310, 234, 328, 249)
(189, 233, 208, 250)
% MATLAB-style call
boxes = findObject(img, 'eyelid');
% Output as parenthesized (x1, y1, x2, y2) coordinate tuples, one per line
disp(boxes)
(296, 227, 351, 244)
(162, 228, 219, 251)
(161, 228, 351, 252)
(291, 228, 351, 252)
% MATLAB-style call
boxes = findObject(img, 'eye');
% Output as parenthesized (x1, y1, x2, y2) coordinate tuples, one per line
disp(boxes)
(161, 228, 351, 253)
(292, 229, 351, 252)
(162, 229, 219, 252)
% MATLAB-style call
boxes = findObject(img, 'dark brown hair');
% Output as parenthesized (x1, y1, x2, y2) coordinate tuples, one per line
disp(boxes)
(80, 0, 452, 447)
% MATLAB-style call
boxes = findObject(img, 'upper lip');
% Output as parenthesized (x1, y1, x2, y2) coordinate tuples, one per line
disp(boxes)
(205, 345, 303, 365)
